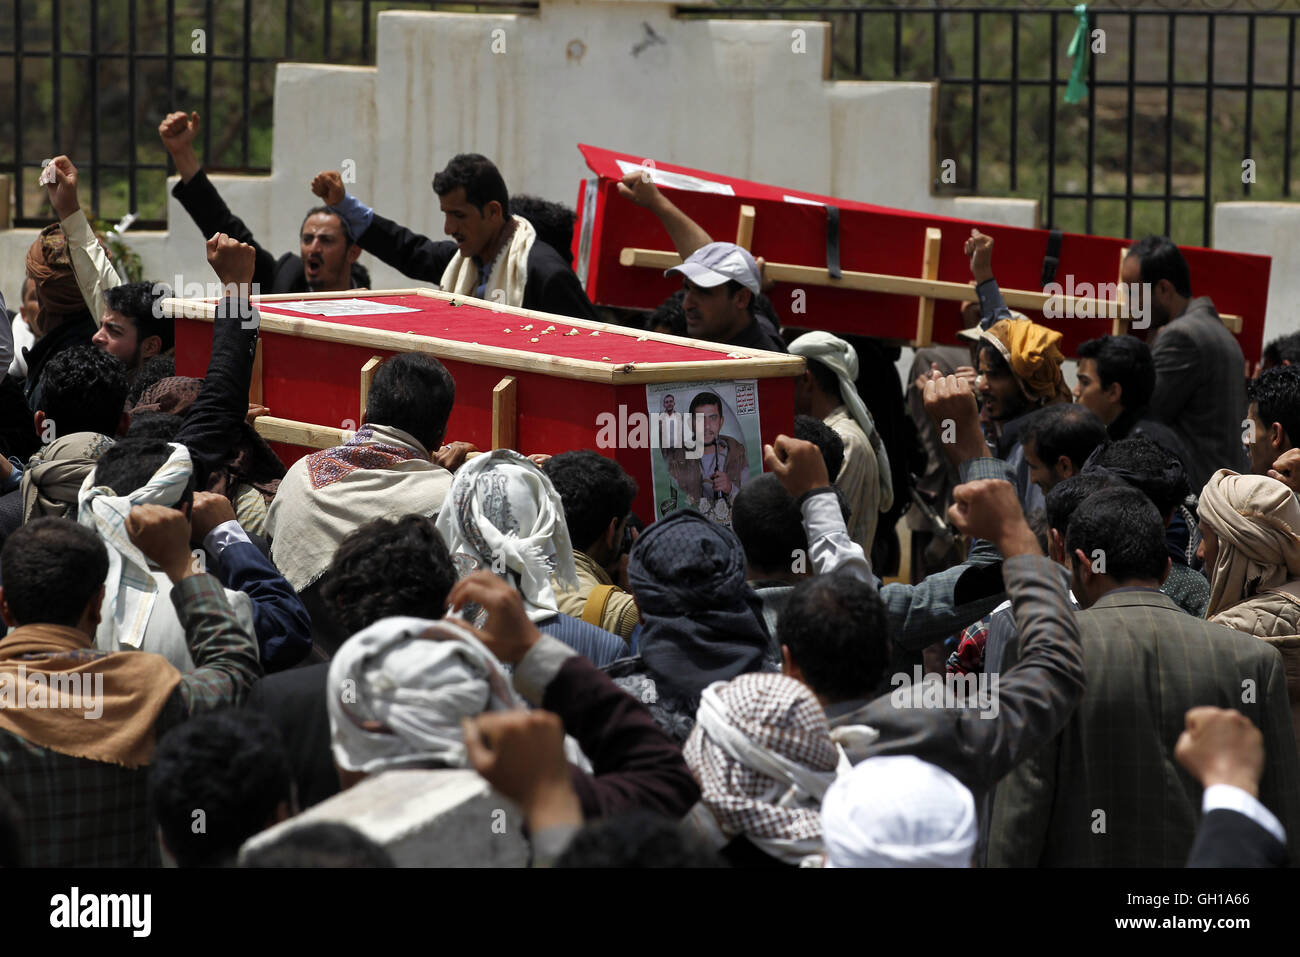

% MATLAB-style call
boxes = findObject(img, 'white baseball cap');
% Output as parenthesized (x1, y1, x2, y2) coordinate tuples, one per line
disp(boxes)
(665, 241, 761, 296)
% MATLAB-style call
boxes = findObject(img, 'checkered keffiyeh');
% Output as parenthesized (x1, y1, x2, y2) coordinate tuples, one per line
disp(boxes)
(685, 673, 840, 865)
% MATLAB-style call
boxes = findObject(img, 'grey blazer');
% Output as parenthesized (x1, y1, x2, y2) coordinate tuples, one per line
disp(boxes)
(1148, 297, 1248, 494)
(988, 588, 1300, 867)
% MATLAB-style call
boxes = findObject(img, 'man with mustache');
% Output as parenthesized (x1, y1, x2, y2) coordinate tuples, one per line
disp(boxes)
(160, 111, 369, 294)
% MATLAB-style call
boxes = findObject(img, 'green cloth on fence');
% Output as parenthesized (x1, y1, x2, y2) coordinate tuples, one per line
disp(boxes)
(1065, 4, 1090, 104)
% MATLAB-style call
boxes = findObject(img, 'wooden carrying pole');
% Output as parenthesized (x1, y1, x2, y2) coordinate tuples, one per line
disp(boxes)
(619, 246, 1245, 334)
(492, 376, 518, 450)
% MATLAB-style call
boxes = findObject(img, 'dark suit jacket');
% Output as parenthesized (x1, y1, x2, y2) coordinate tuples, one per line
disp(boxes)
(1188, 808, 1287, 868)
(172, 171, 370, 293)
(358, 213, 601, 322)
(1148, 297, 1248, 493)
(989, 588, 1300, 867)
(852, 553, 1085, 798)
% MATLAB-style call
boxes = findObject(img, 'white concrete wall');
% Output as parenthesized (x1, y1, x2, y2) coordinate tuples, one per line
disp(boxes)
(1215, 202, 1300, 354)
(0, 0, 1292, 342)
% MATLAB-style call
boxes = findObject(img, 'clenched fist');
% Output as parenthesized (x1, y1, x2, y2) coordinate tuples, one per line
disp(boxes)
(311, 170, 346, 206)
(42, 155, 81, 221)
(127, 504, 196, 583)
(965, 228, 995, 285)
(158, 111, 201, 152)
(206, 232, 256, 290)
(948, 479, 1038, 557)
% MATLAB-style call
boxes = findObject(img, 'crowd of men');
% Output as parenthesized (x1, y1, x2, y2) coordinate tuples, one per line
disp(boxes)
(1, 111, 1298, 869)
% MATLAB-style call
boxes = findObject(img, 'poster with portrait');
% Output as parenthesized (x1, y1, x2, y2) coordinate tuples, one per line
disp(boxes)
(645, 379, 763, 529)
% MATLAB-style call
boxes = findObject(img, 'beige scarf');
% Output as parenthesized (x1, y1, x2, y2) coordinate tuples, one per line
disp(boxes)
(439, 215, 536, 309)
(266, 424, 453, 592)
(0, 624, 181, 768)
(1199, 469, 1300, 620)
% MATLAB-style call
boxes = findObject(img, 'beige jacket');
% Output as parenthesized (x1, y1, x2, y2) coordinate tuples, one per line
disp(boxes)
(1213, 581, 1300, 748)
(825, 406, 881, 557)
(555, 550, 639, 644)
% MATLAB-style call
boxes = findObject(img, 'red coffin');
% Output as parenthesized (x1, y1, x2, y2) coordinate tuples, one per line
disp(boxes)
(573, 144, 1270, 365)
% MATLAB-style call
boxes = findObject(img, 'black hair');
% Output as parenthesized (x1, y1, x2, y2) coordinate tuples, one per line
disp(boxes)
(556, 812, 725, 868)
(363, 353, 455, 452)
(127, 354, 177, 407)
(688, 391, 723, 415)
(1084, 435, 1189, 518)
(1065, 486, 1168, 583)
(804, 357, 842, 400)
(1076, 335, 1156, 413)
(240, 822, 395, 868)
(1045, 473, 1119, 537)
(976, 340, 1012, 375)
(1262, 332, 1300, 369)
(648, 289, 687, 338)
(150, 709, 293, 868)
(320, 514, 457, 636)
(0, 518, 108, 628)
(723, 279, 756, 317)
(1248, 365, 1300, 450)
(126, 412, 184, 442)
(778, 570, 890, 704)
(1019, 404, 1108, 474)
(39, 344, 130, 438)
(105, 281, 175, 353)
(732, 474, 808, 574)
(794, 414, 844, 482)
(432, 153, 509, 216)
(509, 194, 575, 267)
(543, 450, 638, 551)
(300, 205, 354, 246)
(1127, 235, 1192, 298)
(93, 438, 195, 509)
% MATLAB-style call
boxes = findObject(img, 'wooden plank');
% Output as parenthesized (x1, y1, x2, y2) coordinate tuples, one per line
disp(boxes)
(492, 376, 517, 450)
(253, 415, 351, 450)
(735, 204, 756, 251)
(249, 339, 264, 406)
(163, 291, 803, 384)
(359, 356, 384, 424)
(912, 227, 942, 348)
(1112, 248, 1130, 337)
(618, 247, 1245, 330)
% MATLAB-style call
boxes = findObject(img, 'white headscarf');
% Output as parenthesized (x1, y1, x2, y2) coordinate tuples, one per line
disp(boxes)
(77, 442, 194, 650)
(821, 755, 976, 868)
(327, 615, 520, 775)
(788, 331, 894, 511)
(434, 449, 578, 623)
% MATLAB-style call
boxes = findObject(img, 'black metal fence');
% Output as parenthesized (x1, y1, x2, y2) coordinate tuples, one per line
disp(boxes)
(689, 3, 1300, 245)
(3, 1, 1297, 246)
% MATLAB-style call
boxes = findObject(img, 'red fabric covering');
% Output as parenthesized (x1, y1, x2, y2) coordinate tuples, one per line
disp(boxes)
(575, 144, 1271, 364)
(173, 310, 796, 525)
(260, 294, 730, 364)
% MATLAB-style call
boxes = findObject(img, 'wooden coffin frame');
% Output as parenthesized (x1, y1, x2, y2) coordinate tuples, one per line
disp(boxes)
(162, 286, 805, 452)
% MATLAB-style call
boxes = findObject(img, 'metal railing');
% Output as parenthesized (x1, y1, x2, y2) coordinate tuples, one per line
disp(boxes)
(684, 3, 1300, 245)
(3, 1, 1296, 245)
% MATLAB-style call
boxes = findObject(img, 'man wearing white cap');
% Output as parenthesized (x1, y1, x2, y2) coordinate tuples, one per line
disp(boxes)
(821, 755, 977, 867)
(789, 331, 892, 555)
(664, 242, 788, 354)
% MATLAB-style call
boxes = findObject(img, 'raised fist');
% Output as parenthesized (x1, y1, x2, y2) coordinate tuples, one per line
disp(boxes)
(159, 111, 200, 152)
(311, 170, 346, 206)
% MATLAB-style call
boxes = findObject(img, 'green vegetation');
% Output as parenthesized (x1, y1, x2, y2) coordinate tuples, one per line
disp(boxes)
(3, 0, 1295, 247)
